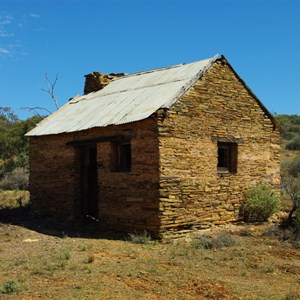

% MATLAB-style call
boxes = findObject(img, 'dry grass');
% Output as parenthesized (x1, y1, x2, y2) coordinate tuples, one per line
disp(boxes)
(0, 221, 300, 299)
(0, 187, 299, 299)
(0, 190, 29, 209)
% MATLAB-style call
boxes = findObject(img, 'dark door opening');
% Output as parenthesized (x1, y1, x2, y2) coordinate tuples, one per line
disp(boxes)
(80, 145, 98, 221)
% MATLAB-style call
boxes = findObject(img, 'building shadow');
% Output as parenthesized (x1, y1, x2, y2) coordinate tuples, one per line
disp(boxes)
(0, 205, 129, 241)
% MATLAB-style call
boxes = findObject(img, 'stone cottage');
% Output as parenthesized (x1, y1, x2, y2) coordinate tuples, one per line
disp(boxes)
(26, 55, 281, 238)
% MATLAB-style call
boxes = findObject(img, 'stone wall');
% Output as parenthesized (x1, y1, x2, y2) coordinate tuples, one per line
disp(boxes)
(157, 59, 281, 238)
(95, 118, 160, 234)
(29, 134, 79, 220)
(29, 117, 161, 235)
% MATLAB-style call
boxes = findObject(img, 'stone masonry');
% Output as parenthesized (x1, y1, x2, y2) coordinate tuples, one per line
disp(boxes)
(28, 57, 280, 239)
(156, 59, 280, 238)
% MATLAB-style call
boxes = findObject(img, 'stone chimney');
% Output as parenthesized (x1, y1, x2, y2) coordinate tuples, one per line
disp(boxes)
(83, 72, 125, 94)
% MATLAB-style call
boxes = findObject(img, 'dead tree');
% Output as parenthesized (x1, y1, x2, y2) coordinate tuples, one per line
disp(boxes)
(41, 73, 59, 110)
(22, 73, 59, 116)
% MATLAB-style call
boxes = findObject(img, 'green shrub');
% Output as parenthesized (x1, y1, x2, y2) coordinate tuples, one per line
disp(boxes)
(284, 156, 300, 178)
(242, 184, 280, 223)
(60, 249, 71, 261)
(0, 280, 21, 294)
(191, 235, 212, 249)
(286, 135, 300, 150)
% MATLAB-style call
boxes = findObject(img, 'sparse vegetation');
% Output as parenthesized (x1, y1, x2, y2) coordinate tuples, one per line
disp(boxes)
(192, 233, 237, 250)
(0, 220, 299, 299)
(242, 184, 280, 222)
(78, 242, 93, 251)
(281, 155, 300, 235)
(191, 234, 212, 249)
(127, 231, 152, 244)
(275, 114, 300, 149)
(211, 233, 237, 248)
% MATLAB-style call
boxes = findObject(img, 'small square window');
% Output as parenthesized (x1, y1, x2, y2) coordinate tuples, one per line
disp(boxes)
(112, 142, 131, 172)
(217, 142, 237, 173)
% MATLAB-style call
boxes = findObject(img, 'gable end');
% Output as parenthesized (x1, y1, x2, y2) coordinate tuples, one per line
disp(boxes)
(218, 55, 279, 131)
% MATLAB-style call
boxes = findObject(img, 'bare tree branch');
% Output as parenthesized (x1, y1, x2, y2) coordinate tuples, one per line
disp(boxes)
(41, 73, 59, 110)
(22, 106, 52, 116)
(23, 73, 60, 117)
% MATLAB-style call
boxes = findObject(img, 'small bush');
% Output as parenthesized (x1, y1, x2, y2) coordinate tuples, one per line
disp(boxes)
(0, 168, 28, 191)
(128, 231, 152, 244)
(211, 233, 237, 248)
(242, 184, 280, 223)
(191, 233, 237, 250)
(191, 235, 212, 249)
(284, 156, 300, 178)
(78, 243, 93, 252)
(86, 252, 95, 264)
(60, 249, 71, 261)
(293, 239, 300, 249)
(294, 208, 300, 238)
(0, 280, 21, 294)
(286, 135, 300, 150)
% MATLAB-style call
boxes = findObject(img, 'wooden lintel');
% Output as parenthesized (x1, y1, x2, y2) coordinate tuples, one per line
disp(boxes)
(211, 137, 243, 144)
(66, 135, 131, 146)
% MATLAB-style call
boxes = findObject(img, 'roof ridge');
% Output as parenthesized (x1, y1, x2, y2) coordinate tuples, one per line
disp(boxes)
(70, 77, 189, 104)
(113, 62, 185, 80)
(112, 55, 219, 81)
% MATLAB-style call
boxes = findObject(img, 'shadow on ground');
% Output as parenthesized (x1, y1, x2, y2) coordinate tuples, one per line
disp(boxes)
(0, 205, 127, 241)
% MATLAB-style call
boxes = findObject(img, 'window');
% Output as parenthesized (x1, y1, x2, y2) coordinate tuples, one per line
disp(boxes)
(217, 142, 237, 173)
(112, 142, 131, 172)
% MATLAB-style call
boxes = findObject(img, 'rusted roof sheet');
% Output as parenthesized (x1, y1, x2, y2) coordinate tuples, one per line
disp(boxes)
(26, 54, 219, 136)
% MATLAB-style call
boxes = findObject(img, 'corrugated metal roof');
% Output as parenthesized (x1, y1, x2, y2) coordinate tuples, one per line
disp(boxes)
(26, 54, 219, 136)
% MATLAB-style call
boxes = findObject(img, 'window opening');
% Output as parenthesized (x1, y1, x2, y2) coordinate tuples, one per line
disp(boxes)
(112, 142, 131, 172)
(217, 142, 237, 173)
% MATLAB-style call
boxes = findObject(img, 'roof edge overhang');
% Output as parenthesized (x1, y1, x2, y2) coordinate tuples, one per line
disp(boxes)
(161, 54, 220, 109)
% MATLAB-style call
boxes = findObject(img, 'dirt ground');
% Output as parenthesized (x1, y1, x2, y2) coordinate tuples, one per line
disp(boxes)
(0, 208, 300, 300)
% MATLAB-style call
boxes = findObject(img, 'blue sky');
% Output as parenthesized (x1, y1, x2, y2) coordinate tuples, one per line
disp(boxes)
(0, 0, 299, 119)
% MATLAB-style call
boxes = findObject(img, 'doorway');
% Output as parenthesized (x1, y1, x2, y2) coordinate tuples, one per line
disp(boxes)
(80, 145, 98, 220)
